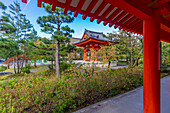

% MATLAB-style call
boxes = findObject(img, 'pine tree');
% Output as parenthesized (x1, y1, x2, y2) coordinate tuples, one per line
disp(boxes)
(0, 2, 7, 10)
(0, 1, 34, 73)
(37, 3, 74, 77)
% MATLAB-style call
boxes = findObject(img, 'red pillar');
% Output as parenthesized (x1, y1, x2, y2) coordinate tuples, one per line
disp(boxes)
(90, 44, 95, 61)
(83, 48, 87, 61)
(95, 48, 97, 61)
(143, 9, 160, 113)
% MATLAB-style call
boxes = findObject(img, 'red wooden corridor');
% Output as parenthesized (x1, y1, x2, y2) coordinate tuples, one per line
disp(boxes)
(22, 0, 170, 113)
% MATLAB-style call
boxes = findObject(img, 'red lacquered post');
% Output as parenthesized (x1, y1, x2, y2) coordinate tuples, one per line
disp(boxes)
(143, 8, 161, 113)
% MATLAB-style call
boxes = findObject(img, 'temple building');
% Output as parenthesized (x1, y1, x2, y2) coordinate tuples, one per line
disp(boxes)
(73, 29, 119, 61)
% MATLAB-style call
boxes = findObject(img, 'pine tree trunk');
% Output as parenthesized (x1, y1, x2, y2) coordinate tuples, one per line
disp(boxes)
(25, 60, 27, 65)
(137, 58, 139, 66)
(126, 57, 129, 65)
(51, 60, 53, 69)
(20, 45, 26, 73)
(56, 40, 60, 78)
(16, 56, 19, 73)
(34, 59, 37, 67)
(7, 63, 10, 69)
(20, 55, 25, 73)
(108, 61, 111, 69)
(13, 57, 16, 74)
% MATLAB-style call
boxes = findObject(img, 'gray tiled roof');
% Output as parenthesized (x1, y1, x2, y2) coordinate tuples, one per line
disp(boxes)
(73, 29, 115, 45)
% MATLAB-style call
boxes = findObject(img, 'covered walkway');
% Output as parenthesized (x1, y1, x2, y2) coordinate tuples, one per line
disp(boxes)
(74, 75, 170, 113)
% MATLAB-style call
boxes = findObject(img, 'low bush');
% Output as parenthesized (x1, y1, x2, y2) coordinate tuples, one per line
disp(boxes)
(0, 65, 7, 72)
(21, 64, 31, 74)
(0, 67, 142, 113)
(60, 61, 73, 72)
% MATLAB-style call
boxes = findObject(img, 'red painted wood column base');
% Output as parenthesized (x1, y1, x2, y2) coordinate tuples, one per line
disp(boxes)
(83, 48, 87, 61)
(143, 9, 161, 113)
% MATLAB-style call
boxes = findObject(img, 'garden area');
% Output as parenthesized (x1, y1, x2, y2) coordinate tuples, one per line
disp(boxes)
(0, 64, 169, 112)
(0, 66, 143, 112)
(0, 0, 170, 113)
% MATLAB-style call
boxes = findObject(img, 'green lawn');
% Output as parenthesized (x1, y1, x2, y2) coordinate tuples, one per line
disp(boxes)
(0, 74, 14, 86)
(0, 64, 49, 86)
(4, 64, 49, 72)
(0, 70, 47, 86)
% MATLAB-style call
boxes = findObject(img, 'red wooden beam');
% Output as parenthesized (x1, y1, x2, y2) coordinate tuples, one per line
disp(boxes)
(42, 0, 52, 4)
(86, 0, 98, 13)
(134, 25, 143, 33)
(135, 25, 143, 32)
(119, 16, 137, 30)
(101, 6, 115, 19)
(97, 19, 102, 24)
(82, 15, 87, 20)
(160, 17, 170, 28)
(126, 29, 130, 32)
(22, 0, 27, 3)
(123, 27, 126, 31)
(38, 0, 42, 7)
(151, 0, 169, 8)
(90, 17, 95, 22)
(125, 19, 141, 30)
(103, 21, 108, 26)
(103, 0, 153, 20)
(92, 1, 107, 17)
(114, 13, 132, 29)
(107, 8, 122, 21)
(51, 0, 58, 11)
(82, 0, 98, 20)
(119, 26, 123, 30)
(131, 21, 143, 30)
(89, 2, 108, 23)
(160, 29, 170, 43)
(73, 0, 86, 17)
(74, 11, 79, 17)
(109, 23, 114, 27)
(111, 11, 127, 25)
(129, 30, 134, 34)
(129, 26, 142, 34)
(63, 0, 72, 14)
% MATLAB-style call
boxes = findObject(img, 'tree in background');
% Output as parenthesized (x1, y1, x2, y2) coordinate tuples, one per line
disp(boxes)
(37, 3, 74, 77)
(0, 38, 19, 70)
(31, 38, 56, 68)
(90, 43, 117, 69)
(107, 31, 143, 67)
(0, 2, 7, 10)
(76, 48, 84, 59)
(24, 28, 40, 66)
(161, 42, 170, 67)
(0, 1, 35, 73)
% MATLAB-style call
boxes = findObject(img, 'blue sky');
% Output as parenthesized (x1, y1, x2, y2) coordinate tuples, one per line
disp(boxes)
(0, 0, 118, 39)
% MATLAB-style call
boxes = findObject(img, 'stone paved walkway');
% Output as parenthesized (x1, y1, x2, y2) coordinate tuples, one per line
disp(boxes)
(74, 75, 170, 113)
